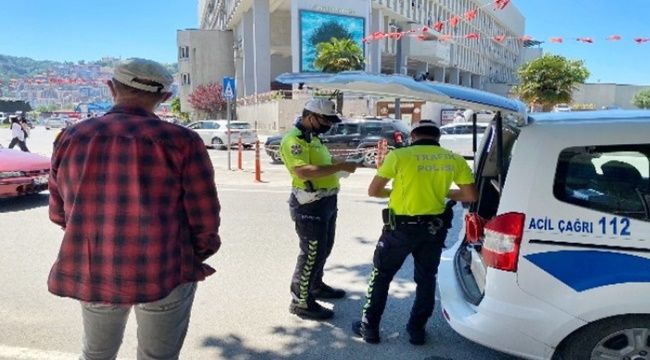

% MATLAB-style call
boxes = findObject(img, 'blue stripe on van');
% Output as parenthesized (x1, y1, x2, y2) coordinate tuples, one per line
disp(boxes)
(524, 250, 650, 292)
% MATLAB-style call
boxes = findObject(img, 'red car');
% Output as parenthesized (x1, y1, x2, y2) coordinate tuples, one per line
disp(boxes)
(0, 146, 50, 198)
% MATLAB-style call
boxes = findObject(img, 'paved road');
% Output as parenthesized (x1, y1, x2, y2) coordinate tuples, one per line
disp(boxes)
(0, 127, 520, 360)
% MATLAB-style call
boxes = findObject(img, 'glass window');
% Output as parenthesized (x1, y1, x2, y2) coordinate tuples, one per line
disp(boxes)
(554, 145, 650, 221)
(199, 121, 219, 129)
(333, 123, 360, 135)
(362, 123, 383, 136)
(228, 122, 251, 130)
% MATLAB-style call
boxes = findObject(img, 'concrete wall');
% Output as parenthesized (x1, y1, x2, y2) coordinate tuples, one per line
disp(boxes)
(573, 83, 648, 109)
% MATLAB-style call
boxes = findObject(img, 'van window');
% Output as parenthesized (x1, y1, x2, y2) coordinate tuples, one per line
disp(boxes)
(554, 145, 650, 221)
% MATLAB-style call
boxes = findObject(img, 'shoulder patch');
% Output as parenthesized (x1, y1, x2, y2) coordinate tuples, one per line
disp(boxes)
(291, 144, 303, 155)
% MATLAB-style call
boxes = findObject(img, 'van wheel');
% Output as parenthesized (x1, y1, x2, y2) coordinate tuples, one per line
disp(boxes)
(363, 148, 377, 168)
(555, 315, 650, 360)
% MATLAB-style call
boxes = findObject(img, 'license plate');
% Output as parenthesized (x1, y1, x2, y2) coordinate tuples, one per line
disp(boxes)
(33, 175, 48, 185)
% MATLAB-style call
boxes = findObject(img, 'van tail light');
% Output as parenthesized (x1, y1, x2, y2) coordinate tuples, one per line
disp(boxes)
(481, 212, 525, 272)
(465, 212, 487, 244)
(393, 131, 403, 145)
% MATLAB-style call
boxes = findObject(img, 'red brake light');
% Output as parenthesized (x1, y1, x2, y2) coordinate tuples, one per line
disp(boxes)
(393, 131, 403, 144)
(481, 212, 525, 272)
(465, 212, 487, 244)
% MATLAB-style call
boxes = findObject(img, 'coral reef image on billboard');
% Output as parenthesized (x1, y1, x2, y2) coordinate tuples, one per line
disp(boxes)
(299, 10, 365, 72)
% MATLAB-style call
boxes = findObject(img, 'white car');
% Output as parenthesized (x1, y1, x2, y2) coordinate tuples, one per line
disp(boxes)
(187, 120, 258, 149)
(439, 110, 650, 360)
(44, 117, 67, 130)
(553, 103, 572, 112)
(439, 122, 489, 158)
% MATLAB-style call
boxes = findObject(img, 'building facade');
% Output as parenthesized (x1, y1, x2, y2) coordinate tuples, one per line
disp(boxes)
(177, 29, 235, 115)
(199, 0, 526, 98)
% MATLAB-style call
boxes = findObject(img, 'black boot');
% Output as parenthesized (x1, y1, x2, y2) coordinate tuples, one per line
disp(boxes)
(312, 283, 346, 299)
(289, 300, 334, 320)
(352, 321, 380, 344)
(406, 323, 427, 345)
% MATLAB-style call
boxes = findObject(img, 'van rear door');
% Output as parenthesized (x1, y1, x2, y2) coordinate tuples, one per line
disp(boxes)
(453, 116, 522, 305)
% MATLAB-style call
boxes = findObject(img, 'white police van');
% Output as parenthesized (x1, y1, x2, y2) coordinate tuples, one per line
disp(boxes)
(439, 110, 650, 360)
(275, 72, 650, 360)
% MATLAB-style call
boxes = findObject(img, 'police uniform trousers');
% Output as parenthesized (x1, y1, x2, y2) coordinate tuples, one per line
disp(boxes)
(289, 193, 338, 305)
(362, 221, 447, 329)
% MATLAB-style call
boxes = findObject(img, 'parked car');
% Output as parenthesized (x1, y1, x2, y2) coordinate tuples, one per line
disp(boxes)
(0, 112, 7, 124)
(552, 103, 572, 112)
(264, 117, 410, 167)
(0, 145, 50, 197)
(44, 117, 67, 130)
(187, 120, 258, 149)
(439, 122, 490, 158)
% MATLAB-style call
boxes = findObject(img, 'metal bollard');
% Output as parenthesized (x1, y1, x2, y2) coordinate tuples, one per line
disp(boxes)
(237, 137, 243, 170)
(254, 140, 262, 182)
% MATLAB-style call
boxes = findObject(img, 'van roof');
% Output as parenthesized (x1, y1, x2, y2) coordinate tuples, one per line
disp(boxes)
(276, 71, 527, 115)
(528, 110, 650, 125)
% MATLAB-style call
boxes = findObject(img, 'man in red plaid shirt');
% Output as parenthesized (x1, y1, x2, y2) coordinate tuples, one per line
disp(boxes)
(48, 58, 221, 359)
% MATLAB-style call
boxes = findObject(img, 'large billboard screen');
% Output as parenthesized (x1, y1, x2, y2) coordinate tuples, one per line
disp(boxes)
(299, 10, 365, 72)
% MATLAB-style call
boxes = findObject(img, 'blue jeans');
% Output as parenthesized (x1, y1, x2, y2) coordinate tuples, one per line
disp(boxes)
(79, 282, 197, 360)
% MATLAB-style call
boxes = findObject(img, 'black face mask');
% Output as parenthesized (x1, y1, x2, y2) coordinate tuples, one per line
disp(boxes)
(313, 123, 331, 135)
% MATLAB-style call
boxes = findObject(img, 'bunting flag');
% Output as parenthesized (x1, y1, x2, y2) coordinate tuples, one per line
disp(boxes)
(361, 0, 648, 46)
(464, 9, 478, 22)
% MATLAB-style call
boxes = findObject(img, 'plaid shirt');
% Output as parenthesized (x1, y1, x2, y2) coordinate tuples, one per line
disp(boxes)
(48, 106, 221, 304)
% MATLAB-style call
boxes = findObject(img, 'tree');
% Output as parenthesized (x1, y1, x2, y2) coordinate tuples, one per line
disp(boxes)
(187, 82, 226, 118)
(314, 37, 365, 73)
(314, 38, 365, 113)
(512, 54, 589, 112)
(309, 22, 352, 49)
(170, 97, 190, 122)
(632, 88, 650, 109)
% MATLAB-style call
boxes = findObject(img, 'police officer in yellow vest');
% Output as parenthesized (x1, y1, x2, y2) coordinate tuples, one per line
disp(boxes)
(281, 98, 359, 320)
(353, 120, 478, 344)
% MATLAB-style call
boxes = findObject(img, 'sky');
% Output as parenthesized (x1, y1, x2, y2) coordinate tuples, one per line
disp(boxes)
(1, 0, 649, 85)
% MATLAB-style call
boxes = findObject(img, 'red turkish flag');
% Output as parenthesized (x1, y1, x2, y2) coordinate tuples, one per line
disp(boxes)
(577, 37, 593, 43)
(433, 21, 444, 32)
(634, 38, 650, 43)
(449, 16, 461, 28)
(550, 37, 563, 43)
(465, 9, 478, 22)
(607, 35, 622, 41)
(494, 0, 510, 10)
(371, 31, 385, 40)
(421, 26, 429, 33)
(465, 33, 480, 40)
(492, 35, 506, 43)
